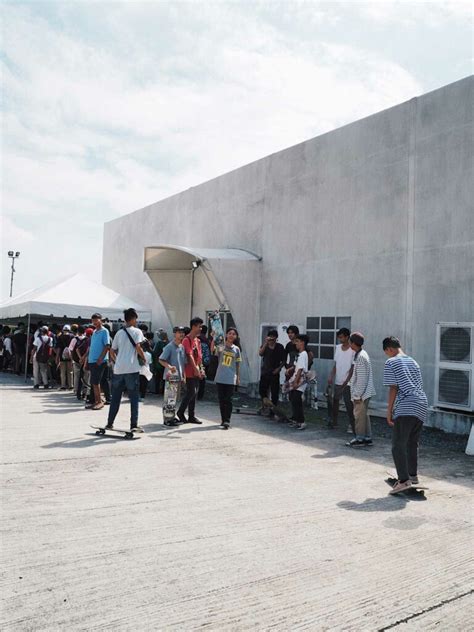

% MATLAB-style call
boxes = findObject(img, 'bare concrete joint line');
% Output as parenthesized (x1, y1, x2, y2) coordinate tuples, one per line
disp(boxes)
(378, 588, 474, 631)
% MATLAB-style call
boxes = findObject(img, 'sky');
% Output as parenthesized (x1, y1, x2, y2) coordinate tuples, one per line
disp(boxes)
(1, 0, 472, 301)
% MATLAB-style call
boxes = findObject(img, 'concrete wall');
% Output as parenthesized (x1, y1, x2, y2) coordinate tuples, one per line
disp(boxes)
(103, 76, 474, 421)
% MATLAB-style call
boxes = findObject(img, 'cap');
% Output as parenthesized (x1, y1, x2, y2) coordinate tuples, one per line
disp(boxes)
(350, 332, 364, 346)
(173, 326, 185, 333)
(85, 327, 94, 337)
(62, 324, 71, 331)
(40, 325, 49, 333)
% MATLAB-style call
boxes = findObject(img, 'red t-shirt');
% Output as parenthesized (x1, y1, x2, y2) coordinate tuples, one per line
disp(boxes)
(182, 335, 202, 378)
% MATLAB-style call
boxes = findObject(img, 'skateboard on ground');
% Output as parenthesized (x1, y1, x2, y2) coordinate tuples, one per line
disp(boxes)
(90, 425, 138, 440)
(210, 311, 225, 349)
(385, 471, 428, 496)
(235, 399, 273, 417)
(163, 373, 181, 424)
(262, 397, 289, 422)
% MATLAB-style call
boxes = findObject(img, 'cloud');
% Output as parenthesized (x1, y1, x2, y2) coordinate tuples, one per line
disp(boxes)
(0, 2, 469, 299)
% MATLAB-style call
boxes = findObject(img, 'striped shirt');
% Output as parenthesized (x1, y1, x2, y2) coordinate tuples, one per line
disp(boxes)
(350, 349, 376, 401)
(383, 354, 428, 422)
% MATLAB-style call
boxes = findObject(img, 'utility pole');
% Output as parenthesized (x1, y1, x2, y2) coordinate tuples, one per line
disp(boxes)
(8, 251, 20, 297)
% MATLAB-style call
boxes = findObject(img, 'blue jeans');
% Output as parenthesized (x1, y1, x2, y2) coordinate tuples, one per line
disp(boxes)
(107, 372, 140, 429)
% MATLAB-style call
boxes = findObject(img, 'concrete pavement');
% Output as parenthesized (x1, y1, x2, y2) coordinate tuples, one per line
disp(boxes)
(1, 374, 473, 631)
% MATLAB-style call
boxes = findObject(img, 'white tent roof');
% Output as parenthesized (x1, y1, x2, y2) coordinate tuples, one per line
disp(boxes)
(0, 273, 152, 321)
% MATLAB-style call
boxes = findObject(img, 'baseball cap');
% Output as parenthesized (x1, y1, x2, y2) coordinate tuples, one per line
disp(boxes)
(85, 327, 94, 337)
(62, 324, 71, 331)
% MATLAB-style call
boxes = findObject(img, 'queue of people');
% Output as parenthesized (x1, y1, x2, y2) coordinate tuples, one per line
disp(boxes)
(1, 311, 428, 495)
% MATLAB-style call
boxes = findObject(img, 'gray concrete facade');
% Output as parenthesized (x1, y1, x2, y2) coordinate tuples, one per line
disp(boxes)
(103, 76, 474, 426)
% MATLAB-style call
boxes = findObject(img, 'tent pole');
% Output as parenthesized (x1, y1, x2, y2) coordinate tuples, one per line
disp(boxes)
(24, 313, 31, 383)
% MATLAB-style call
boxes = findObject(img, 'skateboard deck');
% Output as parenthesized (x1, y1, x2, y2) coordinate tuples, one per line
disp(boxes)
(385, 473, 428, 495)
(210, 311, 225, 349)
(163, 374, 181, 422)
(90, 425, 138, 439)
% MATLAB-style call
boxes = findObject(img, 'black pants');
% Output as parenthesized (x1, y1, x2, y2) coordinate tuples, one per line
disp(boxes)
(154, 369, 165, 395)
(177, 378, 199, 420)
(139, 375, 148, 399)
(197, 376, 206, 400)
(289, 390, 304, 423)
(259, 373, 280, 405)
(392, 416, 423, 482)
(333, 384, 355, 431)
(217, 383, 234, 424)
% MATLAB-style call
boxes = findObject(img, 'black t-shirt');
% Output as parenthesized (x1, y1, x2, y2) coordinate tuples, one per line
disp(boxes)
(285, 341, 298, 368)
(57, 333, 74, 351)
(13, 331, 27, 351)
(261, 343, 285, 375)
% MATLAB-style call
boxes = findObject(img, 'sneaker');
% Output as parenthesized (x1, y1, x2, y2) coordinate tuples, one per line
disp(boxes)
(295, 423, 306, 430)
(389, 480, 412, 495)
(410, 475, 419, 485)
(346, 425, 353, 434)
(131, 426, 144, 433)
(346, 438, 366, 448)
(177, 413, 187, 424)
(364, 439, 373, 446)
(105, 424, 114, 430)
(188, 417, 202, 425)
(33, 385, 40, 390)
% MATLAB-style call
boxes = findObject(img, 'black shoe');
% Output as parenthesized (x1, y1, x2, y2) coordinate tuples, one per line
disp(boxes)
(188, 417, 202, 425)
(34, 385, 40, 390)
(177, 413, 187, 424)
(346, 438, 366, 448)
(364, 439, 373, 446)
(105, 424, 114, 430)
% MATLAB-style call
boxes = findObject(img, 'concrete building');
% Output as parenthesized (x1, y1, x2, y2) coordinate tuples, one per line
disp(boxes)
(103, 76, 474, 432)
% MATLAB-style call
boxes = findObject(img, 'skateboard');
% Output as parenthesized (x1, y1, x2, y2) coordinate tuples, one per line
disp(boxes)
(325, 385, 334, 420)
(90, 425, 137, 440)
(385, 472, 428, 495)
(163, 373, 181, 423)
(235, 398, 274, 416)
(210, 311, 225, 349)
(262, 397, 289, 421)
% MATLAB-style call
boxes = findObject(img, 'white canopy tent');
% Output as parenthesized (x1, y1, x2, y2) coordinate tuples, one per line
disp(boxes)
(0, 274, 151, 381)
(0, 273, 152, 322)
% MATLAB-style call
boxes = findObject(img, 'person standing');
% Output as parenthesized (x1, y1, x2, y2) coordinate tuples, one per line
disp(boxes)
(197, 325, 212, 400)
(177, 317, 205, 425)
(213, 327, 241, 429)
(69, 324, 84, 398)
(159, 326, 186, 426)
(327, 328, 355, 432)
(287, 334, 309, 430)
(1, 326, 13, 371)
(56, 325, 74, 390)
(383, 336, 428, 495)
(258, 330, 286, 412)
(152, 330, 168, 395)
(87, 314, 111, 410)
(106, 308, 146, 432)
(346, 332, 376, 447)
(33, 326, 53, 388)
(13, 323, 27, 376)
(138, 339, 153, 401)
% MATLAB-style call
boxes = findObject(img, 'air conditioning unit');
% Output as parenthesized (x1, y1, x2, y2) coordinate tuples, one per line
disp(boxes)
(435, 323, 474, 412)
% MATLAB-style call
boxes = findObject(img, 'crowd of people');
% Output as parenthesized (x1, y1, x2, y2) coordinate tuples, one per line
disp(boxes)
(1, 310, 428, 495)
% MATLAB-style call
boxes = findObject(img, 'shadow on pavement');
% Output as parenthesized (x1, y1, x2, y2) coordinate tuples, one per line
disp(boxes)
(41, 433, 131, 449)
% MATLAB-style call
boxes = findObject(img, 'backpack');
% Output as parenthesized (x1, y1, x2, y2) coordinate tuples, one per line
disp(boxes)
(36, 337, 52, 363)
(71, 336, 81, 362)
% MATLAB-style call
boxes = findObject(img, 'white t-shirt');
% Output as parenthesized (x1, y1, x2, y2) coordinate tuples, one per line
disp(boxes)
(112, 327, 145, 375)
(334, 345, 355, 385)
(290, 350, 308, 392)
(3, 337, 12, 354)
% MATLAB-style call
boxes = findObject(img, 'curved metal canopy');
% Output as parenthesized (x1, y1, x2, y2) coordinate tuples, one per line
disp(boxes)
(144, 245, 261, 271)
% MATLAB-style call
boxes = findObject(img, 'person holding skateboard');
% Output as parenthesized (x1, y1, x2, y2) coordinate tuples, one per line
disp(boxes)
(288, 334, 309, 430)
(176, 317, 205, 425)
(213, 327, 241, 429)
(159, 326, 186, 426)
(105, 308, 146, 433)
(383, 336, 428, 495)
(327, 328, 355, 432)
(346, 332, 376, 447)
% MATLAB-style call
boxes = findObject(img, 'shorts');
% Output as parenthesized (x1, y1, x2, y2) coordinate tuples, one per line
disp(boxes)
(89, 362, 106, 385)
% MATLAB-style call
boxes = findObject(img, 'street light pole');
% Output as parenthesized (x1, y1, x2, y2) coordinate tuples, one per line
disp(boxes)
(7, 251, 20, 297)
